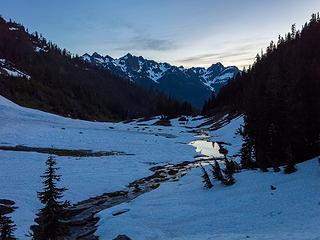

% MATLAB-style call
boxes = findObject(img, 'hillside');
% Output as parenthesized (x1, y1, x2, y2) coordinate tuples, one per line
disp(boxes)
(0, 17, 192, 121)
(82, 53, 239, 109)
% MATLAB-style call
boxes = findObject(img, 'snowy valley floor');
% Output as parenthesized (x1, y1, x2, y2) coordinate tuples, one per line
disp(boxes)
(0, 95, 319, 239)
(97, 158, 320, 240)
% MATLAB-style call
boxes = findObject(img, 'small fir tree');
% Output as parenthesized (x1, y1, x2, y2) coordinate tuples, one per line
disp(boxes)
(222, 159, 236, 186)
(284, 144, 297, 174)
(240, 119, 256, 169)
(200, 164, 213, 189)
(31, 156, 70, 240)
(210, 161, 224, 182)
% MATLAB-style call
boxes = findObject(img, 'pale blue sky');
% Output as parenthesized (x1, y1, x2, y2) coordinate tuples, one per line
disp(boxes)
(2, 0, 320, 68)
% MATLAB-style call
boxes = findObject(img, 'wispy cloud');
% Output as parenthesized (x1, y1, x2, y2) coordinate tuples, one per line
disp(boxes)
(116, 36, 176, 51)
(180, 51, 253, 63)
(177, 39, 267, 68)
(109, 21, 176, 52)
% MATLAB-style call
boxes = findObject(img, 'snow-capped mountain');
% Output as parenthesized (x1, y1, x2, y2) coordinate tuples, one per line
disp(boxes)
(81, 53, 239, 108)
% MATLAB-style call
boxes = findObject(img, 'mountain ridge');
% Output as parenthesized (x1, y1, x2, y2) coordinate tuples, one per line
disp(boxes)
(81, 52, 239, 108)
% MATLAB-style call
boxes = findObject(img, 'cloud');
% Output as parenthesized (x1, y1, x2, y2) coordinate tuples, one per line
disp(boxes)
(180, 53, 221, 63)
(180, 51, 253, 63)
(107, 21, 176, 52)
(177, 40, 266, 67)
(132, 36, 176, 51)
(113, 36, 176, 52)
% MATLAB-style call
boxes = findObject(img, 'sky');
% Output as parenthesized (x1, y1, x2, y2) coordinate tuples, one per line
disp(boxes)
(2, 0, 320, 69)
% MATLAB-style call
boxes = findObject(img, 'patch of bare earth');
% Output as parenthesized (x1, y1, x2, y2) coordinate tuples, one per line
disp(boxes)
(0, 145, 131, 157)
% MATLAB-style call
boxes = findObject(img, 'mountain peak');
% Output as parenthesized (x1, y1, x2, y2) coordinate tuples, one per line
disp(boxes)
(92, 52, 103, 58)
(208, 62, 224, 69)
(121, 53, 133, 59)
(104, 54, 113, 60)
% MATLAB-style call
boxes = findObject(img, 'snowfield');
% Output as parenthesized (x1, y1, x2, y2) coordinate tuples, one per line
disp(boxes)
(97, 158, 320, 240)
(0, 95, 207, 238)
(0, 95, 319, 239)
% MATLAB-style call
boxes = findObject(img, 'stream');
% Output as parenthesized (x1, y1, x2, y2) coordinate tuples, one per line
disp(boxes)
(64, 131, 222, 239)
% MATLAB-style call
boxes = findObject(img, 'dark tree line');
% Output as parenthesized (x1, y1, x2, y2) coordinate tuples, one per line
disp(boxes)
(0, 16, 193, 121)
(156, 96, 193, 119)
(203, 13, 320, 171)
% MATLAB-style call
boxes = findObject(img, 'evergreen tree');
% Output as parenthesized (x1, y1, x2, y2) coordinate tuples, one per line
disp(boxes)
(219, 147, 228, 160)
(222, 159, 236, 186)
(240, 135, 255, 169)
(284, 144, 297, 174)
(202, 92, 215, 115)
(210, 161, 224, 182)
(200, 164, 213, 189)
(31, 156, 70, 240)
(240, 118, 256, 169)
(0, 214, 16, 240)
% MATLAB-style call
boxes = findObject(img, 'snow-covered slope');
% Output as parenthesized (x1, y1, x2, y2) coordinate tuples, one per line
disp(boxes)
(97, 157, 320, 240)
(0, 95, 208, 238)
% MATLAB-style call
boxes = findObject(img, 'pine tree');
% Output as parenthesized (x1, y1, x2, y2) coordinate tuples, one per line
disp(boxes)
(240, 135, 256, 169)
(223, 159, 236, 186)
(210, 161, 224, 182)
(284, 144, 297, 174)
(200, 164, 213, 189)
(291, 24, 296, 38)
(31, 156, 70, 240)
(0, 214, 16, 240)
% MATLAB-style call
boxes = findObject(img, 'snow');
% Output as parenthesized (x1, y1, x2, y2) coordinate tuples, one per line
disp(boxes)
(1, 67, 31, 80)
(82, 54, 91, 62)
(34, 46, 48, 53)
(0, 58, 31, 80)
(1, 95, 317, 240)
(127, 72, 134, 82)
(113, 59, 127, 72)
(94, 56, 109, 64)
(96, 157, 320, 240)
(209, 115, 243, 157)
(138, 60, 143, 72)
(146, 63, 170, 83)
(95, 114, 319, 239)
(0, 96, 207, 238)
(9, 27, 18, 31)
(213, 72, 234, 83)
(201, 71, 234, 91)
(199, 67, 237, 91)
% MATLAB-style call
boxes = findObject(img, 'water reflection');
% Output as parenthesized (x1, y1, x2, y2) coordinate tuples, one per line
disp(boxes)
(189, 140, 224, 159)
